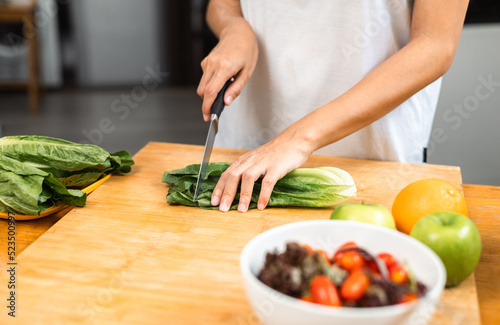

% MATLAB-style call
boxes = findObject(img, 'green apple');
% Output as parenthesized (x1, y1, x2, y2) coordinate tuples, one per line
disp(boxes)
(410, 212, 482, 287)
(330, 203, 396, 230)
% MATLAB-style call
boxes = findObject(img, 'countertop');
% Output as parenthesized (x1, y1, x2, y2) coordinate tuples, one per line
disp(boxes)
(0, 142, 498, 324)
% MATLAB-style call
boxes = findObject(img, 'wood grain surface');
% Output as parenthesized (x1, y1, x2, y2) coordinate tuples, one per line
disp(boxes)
(462, 184, 500, 324)
(0, 142, 490, 324)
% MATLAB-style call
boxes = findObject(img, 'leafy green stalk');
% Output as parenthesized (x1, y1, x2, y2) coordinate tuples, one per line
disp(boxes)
(162, 163, 357, 210)
(0, 155, 86, 215)
(0, 135, 134, 188)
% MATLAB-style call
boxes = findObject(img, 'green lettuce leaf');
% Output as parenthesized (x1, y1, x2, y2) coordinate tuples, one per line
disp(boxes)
(162, 162, 356, 210)
(0, 155, 86, 215)
(0, 135, 134, 188)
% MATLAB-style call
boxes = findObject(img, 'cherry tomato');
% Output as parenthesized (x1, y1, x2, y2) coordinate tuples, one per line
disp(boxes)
(333, 242, 358, 263)
(377, 253, 397, 269)
(367, 260, 381, 275)
(316, 249, 330, 263)
(398, 292, 418, 304)
(340, 269, 370, 301)
(309, 275, 341, 307)
(338, 251, 365, 271)
(389, 264, 408, 284)
(301, 244, 314, 255)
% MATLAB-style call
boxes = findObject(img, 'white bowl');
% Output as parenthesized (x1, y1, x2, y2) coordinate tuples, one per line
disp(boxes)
(240, 220, 446, 325)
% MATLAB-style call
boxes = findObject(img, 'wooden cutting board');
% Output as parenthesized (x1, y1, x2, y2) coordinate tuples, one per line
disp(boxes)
(0, 142, 480, 324)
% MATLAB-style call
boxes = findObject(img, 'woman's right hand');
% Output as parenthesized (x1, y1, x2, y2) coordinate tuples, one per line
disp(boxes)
(197, 18, 258, 121)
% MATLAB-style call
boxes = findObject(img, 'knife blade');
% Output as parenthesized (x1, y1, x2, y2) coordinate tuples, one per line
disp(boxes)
(193, 78, 233, 202)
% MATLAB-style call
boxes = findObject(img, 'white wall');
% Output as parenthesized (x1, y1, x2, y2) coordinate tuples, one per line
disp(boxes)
(70, 0, 161, 86)
(428, 24, 500, 186)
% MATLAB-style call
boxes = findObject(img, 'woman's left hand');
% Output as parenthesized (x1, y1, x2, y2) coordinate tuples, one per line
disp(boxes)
(210, 132, 313, 212)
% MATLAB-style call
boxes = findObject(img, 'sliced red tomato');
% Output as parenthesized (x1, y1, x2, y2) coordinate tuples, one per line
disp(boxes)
(338, 251, 365, 271)
(333, 241, 358, 263)
(377, 253, 398, 269)
(309, 275, 341, 307)
(340, 269, 370, 301)
(389, 264, 408, 284)
(367, 260, 381, 275)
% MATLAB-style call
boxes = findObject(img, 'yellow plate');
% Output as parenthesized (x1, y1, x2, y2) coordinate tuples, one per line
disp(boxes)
(0, 174, 112, 221)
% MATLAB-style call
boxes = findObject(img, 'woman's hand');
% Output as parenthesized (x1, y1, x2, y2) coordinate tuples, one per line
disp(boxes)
(211, 130, 315, 212)
(197, 18, 258, 121)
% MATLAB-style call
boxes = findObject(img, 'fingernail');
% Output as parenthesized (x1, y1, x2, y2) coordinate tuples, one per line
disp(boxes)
(219, 201, 229, 212)
(258, 202, 265, 211)
(238, 203, 247, 212)
(203, 114, 210, 121)
(211, 195, 220, 206)
(226, 96, 233, 105)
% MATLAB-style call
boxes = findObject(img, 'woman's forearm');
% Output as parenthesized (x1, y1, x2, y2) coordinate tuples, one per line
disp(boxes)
(284, 0, 469, 154)
(206, 0, 245, 38)
(286, 36, 454, 153)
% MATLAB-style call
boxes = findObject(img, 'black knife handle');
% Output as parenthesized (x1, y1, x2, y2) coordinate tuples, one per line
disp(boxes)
(211, 78, 233, 118)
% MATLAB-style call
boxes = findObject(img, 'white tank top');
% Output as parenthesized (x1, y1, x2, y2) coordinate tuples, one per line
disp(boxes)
(214, 0, 442, 163)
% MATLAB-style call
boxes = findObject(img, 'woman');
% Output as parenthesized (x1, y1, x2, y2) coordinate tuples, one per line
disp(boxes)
(197, 0, 469, 212)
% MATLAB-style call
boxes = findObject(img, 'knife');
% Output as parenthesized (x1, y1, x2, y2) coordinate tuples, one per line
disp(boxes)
(193, 78, 233, 202)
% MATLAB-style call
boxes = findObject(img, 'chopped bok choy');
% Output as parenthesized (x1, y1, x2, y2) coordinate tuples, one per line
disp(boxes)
(162, 163, 356, 210)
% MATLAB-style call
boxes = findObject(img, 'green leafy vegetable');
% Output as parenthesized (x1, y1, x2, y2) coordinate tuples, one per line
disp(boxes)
(162, 162, 357, 210)
(0, 135, 134, 188)
(0, 155, 86, 215)
(0, 135, 135, 215)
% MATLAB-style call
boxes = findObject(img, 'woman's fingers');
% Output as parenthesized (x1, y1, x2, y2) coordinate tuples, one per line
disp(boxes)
(224, 69, 250, 106)
(211, 157, 259, 212)
(211, 162, 235, 207)
(214, 162, 279, 212)
(197, 58, 213, 97)
(210, 131, 312, 212)
(217, 167, 243, 212)
(198, 53, 236, 121)
(201, 69, 235, 120)
(210, 182, 222, 206)
(257, 171, 281, 210)
(197, 19, 258, 121)
(237, 168, 262, 212)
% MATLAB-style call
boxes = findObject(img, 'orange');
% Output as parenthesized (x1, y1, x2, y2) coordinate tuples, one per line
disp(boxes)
(392, 179, 468, 234)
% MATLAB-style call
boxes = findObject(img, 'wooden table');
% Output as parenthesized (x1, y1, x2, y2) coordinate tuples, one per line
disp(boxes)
(0, 142, 498, 324)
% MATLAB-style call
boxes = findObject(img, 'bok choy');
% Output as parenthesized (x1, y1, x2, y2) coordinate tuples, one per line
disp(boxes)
(0, 155, 86, 215)
(162, 162, 356, 210)
(0, 135, 134, 215)
(0, 135, 134, 188)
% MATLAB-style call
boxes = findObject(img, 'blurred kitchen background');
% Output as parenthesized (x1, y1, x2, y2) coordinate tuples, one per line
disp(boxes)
(0, 0, 499, 185)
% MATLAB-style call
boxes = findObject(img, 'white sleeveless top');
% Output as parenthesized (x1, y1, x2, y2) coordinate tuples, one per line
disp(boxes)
(214, 0, 442, 163)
